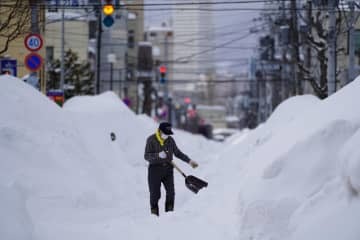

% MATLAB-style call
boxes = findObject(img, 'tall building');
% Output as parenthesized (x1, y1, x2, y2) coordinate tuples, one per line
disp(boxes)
(125, 0, 145, 111)
(171, 0, 215, 101)
(144, 24, 174, 93)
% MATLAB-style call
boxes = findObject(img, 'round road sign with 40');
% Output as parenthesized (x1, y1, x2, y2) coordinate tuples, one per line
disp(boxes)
(24, 33, 43, 52)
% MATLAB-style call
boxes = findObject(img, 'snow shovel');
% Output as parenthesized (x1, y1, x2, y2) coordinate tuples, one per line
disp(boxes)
(171, 161, 208, 194)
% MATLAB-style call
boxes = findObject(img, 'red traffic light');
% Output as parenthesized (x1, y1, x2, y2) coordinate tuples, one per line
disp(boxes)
(159, 65, 167, 73)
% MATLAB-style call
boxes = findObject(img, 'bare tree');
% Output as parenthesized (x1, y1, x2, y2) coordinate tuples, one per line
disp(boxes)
(0, 0, 31, 55)
(298, 3, 345, 99)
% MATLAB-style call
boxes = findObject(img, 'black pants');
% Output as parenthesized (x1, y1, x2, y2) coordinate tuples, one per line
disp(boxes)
(148, 163, 175, 211)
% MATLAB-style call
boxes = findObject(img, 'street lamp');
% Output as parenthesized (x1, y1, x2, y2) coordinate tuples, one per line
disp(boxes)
(107, 53, 117, 91)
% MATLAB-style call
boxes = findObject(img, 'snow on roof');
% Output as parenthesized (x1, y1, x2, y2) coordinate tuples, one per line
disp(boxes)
(147, 26, 174, 32)
(46, 11, 94, 21)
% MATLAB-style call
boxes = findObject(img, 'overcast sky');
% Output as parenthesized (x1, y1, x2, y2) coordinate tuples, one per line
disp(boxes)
(144, 0, 263, 74)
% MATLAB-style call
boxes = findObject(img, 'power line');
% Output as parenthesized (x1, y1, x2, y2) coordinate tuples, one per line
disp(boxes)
(175, 32, 254, 61)
(0, 1, 290, 7)
(97, 79, 284, 84)
(0, 2, 333, 12)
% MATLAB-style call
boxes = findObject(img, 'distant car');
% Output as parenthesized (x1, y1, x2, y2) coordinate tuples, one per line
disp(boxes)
(212, 134, 225, 142)
(212, 128, 239, 142)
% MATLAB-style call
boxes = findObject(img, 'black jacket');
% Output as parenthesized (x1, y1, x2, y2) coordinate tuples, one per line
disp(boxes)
(144, 134, 191, 165)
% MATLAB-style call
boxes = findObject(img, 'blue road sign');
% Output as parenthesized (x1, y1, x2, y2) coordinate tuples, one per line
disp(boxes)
(24, 53, 43, 72)
(0, 59, 17, 76)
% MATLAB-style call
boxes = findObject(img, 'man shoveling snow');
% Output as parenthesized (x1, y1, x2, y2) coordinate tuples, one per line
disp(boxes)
(144, 122, 199, 216)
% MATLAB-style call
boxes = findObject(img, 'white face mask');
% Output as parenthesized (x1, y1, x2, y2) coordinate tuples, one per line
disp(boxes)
(161, 133, 169, 139)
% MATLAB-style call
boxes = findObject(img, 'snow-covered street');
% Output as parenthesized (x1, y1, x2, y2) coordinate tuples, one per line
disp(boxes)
(1, 74, 360, 240)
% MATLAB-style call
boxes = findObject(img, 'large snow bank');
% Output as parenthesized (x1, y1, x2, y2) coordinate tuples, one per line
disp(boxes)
(341, 128, 360, 195)
(0, 185, 34, 240)
(0, 75, 219, 240)
(212, 78, 360, 240)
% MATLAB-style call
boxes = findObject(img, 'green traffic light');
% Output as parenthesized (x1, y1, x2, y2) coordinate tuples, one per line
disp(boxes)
(103, 15, 114, 27)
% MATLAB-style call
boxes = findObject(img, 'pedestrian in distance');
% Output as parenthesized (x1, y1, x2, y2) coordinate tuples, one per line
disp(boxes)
(144, 122, 199, 216)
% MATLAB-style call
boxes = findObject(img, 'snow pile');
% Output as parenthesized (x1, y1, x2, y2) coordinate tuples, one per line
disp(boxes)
(341, 129, 360, 195)
(0, 185, 34, 240)
(265, 94, 320, 130)
(0, 75, 218, 240)
(1, 73, 360, 240)
(212, 78, 360, 240)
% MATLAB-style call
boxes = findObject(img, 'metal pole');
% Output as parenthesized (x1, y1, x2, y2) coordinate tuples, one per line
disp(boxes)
(96, 5, 102, 94)
(164, 33, 170, 122)
(290, 0, 300, 95)
(327, 0, 336, 95)
(29, 0, 40, 90)
(110, 62, 113, 90)
(305, 0, 312, 93)
(60, 2, 65, 91)
(164, 33, 169, 101)
(348, 1, 355, 83)
(119, 69, 122, 98)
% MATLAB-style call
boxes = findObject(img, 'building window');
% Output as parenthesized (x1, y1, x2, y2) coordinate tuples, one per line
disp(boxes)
(46, 46, 54, 61)
(353, 29, 360, 54)
(128, 30, 135, 48)
(89, 20, 97, 39)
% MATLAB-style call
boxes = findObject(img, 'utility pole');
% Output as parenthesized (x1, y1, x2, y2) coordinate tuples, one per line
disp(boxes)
(60, 3, 65, 91)
(280, 0, 288, 100)
(327, 0, 337, 95)
(96, 5, 102, 94)
(164, 32, 171, 123)
(348, 1, 356, 83)
(29, 0, 41, 91)
(305, 1, 312, 74)
(164, 33, 169, 100)
(290, 0, 301, 95)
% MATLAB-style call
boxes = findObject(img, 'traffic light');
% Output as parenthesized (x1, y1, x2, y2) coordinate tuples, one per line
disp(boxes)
(102, 0, 115, 27)
(159, 65, 167, 84)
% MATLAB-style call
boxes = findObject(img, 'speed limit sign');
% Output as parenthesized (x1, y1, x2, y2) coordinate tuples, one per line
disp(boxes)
(24, 33, 43, 52)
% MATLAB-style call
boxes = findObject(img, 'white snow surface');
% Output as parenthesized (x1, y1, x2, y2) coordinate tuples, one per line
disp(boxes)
(1, 74, 360, 240)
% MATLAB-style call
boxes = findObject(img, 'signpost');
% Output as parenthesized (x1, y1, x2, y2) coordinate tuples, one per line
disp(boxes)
(24, 53, 43, 72)
(24, 33, 43, 52)
(0, 59, 17, 76)
(47, 89, 64, 106)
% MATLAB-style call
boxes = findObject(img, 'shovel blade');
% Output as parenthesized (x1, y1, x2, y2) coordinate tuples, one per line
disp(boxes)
(185, 175, 208, 194)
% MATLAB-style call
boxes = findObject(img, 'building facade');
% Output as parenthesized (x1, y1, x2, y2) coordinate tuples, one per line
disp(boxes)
(125, 0, 145, 112)
(45, 13, 90, 62)
(0, 0, 46, 90)
(144, 24, 174, 94)
(171, 0, 215, 102)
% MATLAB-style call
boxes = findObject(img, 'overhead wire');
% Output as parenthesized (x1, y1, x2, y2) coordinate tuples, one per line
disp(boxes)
(0, 1, 334, 12)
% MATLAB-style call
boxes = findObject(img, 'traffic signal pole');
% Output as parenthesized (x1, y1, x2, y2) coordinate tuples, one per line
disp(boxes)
(96, 5, 102, 94)
(164, 33, 169, 100)
(96, 1, 115, 94)
(60, 5, 65, 91)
